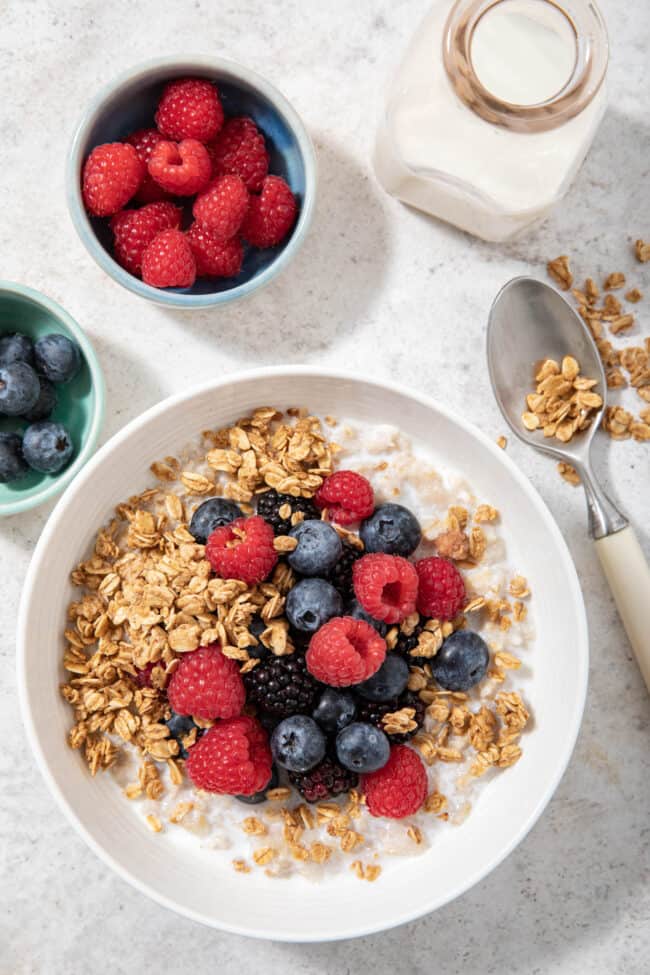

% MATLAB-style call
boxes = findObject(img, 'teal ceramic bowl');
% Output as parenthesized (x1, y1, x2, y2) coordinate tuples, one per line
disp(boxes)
(0, 282, 105, 515)
(66, 56, 317, 309)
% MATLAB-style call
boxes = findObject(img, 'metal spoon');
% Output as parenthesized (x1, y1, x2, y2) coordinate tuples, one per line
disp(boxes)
(487, 276, 650, 689)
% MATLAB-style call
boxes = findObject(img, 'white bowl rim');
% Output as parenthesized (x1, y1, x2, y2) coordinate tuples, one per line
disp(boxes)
(17, 365, 589, 940)
(66, 55, 318, 308)
(0, 279, 106, 515)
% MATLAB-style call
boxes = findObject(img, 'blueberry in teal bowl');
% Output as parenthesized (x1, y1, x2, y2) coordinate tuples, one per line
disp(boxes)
(0, 282, 104, 515)
(67, 57, 317, 308)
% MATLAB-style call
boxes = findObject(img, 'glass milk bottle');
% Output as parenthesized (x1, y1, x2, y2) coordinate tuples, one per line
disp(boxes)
(374, 0, 609, 241)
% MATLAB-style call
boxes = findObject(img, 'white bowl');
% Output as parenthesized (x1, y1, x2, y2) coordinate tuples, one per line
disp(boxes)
(17, 367, 588, 941)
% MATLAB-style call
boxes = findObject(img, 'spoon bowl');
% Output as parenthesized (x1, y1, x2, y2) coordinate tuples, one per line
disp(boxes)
(487, 276, 606, 468)
(487, 276, 650, 692)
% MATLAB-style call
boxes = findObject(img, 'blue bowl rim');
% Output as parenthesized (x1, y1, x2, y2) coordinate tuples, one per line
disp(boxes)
(66, 55, 318, 309)
(0, 280, 106, 516)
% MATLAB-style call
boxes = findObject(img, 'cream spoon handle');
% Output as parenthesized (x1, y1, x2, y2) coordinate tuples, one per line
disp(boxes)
(595, 526, 650, 692)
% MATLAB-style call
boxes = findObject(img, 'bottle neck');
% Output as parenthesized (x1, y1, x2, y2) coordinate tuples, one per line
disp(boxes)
(443, 0, 608, 133)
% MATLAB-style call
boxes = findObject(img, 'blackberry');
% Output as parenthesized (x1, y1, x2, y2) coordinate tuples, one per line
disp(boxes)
(327, 543, 361, 600)
(256, 489, 319, 536)
(243, 652, 320, 719)
(355, 690, 426, 743)
(394, 620, 432, 668)
(289, 757, 358, 803)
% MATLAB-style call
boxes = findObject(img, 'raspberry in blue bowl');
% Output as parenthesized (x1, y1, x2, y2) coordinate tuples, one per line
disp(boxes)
(67, 57, 316, 308)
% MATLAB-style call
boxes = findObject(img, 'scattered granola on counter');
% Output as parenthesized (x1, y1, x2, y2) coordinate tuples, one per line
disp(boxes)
(544, 247, 650, 483)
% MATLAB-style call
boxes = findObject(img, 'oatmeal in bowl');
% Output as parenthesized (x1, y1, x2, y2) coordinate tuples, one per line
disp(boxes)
(62, 406, 534, 881)
(18, 369, 587, 939)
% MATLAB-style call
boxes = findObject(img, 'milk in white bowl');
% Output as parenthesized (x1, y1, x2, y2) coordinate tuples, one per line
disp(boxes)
(374, 0, 609, 241)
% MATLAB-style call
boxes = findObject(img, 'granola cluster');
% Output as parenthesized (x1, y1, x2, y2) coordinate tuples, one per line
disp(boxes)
(522, 356, 602, 444)
(60, 409, 532, 878)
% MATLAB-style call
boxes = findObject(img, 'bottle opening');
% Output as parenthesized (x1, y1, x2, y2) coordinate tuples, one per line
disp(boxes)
(470, 0, 577, 106)
(443, 0, 608, 132)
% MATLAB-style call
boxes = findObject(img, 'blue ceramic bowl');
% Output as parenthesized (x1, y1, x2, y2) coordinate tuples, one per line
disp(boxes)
(66, 57, 317, 308)
(0, 282, 105, 515)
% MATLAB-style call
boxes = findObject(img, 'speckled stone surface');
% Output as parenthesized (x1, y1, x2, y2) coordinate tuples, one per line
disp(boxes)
(1, 1, 649, 972)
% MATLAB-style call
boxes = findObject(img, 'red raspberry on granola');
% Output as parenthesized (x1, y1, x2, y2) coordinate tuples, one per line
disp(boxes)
(415, 556, 465, 621)
(315, 470, 374, 525)
(353, 553, 419, 624)
(306, 616, 386, 686)
(186, 715, 272, 795)
(167, 643, 245, 720)
(205, 515, 278, 586)
(362, 745, 427, 818)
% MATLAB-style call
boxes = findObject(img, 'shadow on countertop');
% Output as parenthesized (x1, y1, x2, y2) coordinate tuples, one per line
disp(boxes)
(159, 133, 393, 362)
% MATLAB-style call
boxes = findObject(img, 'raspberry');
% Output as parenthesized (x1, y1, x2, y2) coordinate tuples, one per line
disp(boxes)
(415, 557, 466, 621)
(289, 757, 358, 803)
(205, 515, 278, 586)
(155, 78, 224, 143)
(361, 745, 427, 818)
(315, 470, 374, 526)
(207, 116, 269, 191)
(126, 128, 169, 203)
(82, 142, 144, 216)
(126, 127, 164, 163)
(141, 228, 196, 288)
(243, 652, 319, 719)
(240, 175, 297, 248)
(186, 715, 272, 795)
(352, 554, 419, 624)
(255, 489, 319, 536)
(186, 223, 244, 278)
(148, 139, 212, 196)
(356, 690, 426, 744)
(193, 175, 249, 239)
(306, 617, 386, 687)
(110, 201, 182, 276)
(167, 643, 245, 720)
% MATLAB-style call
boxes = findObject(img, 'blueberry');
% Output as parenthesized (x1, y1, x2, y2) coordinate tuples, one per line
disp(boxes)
(247, 613, 270, 659)
(165, 711, 198, 759)
(286, 577, 343, 634)
(312, 688, 356, 734)
(360, 503, 422, 557)
(271, 715, 326, 772)
(288, 519, 342, 576)
(235, 765, 279, 805)
(0, 333, 34, 367)
(34, 333, 82, 384)
(336, 722, 390, 773)
(356, 654, 409, 702)
(189, 496, 243, 543)
(22, 421, 74, 474)
(21, 377, 57, 422)
(0, 362, 40, 415)
(347, 598, 388, 636)
(431, 630, 490, 691)
(0, 432, 28, 483)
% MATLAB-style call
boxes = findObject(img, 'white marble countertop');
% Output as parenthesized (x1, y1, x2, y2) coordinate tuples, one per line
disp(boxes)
(2, 0, 649, 971)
